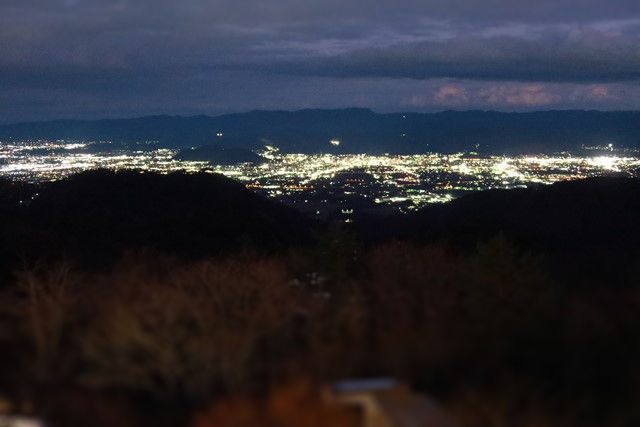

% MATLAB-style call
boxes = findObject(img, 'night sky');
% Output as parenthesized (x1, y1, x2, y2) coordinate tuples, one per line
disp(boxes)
(2, 0, 640, 123)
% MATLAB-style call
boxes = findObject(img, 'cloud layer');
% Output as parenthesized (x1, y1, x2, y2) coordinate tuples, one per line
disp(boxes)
(1, 0, 640, 122)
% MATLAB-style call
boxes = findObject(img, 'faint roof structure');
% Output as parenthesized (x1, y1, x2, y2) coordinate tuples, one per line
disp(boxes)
(324, 378, 455, 427)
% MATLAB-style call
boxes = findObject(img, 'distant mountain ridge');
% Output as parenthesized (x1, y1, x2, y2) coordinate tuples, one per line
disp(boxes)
(2, 109, 640, 154)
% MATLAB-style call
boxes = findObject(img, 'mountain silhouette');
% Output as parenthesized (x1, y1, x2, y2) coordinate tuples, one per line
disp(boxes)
(363, 176, 640, 285)
(1, 170, 639, 287)
(2, 109, 640, 154)
(0, 170, 314, 276)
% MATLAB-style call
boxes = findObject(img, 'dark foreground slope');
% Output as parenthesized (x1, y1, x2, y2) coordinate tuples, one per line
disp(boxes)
(1, 174, 640, 427)
(364, 177, 640, 285)
(3, 173, 639, 281)
(0, 170, 313, 278)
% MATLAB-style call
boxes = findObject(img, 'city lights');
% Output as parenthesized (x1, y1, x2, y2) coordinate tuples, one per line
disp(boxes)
(1, 139, 639, 214)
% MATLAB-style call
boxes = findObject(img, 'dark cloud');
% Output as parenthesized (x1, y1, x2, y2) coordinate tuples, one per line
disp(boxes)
(1, 0, 640, 122)
(269, 23, 640, 82)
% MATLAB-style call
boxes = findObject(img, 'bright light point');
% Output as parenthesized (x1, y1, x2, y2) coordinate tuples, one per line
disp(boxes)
(216, 132, 224, 137)
(589, 156, 619, 171)
(63, 143, 87, 150)
(330, 139, 341, 146)
(491, 159, 524, 179)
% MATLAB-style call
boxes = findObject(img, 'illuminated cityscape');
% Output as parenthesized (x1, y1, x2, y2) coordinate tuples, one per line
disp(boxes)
(2, 139, 640, 216)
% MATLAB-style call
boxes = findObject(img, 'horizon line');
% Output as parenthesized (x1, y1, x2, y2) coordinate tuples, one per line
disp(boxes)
(2, 107, 640, 127)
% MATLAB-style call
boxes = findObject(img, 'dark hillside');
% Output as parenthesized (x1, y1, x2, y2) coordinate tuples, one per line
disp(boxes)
(367, 177, 640, 285)
(0, 170, 314, 277)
